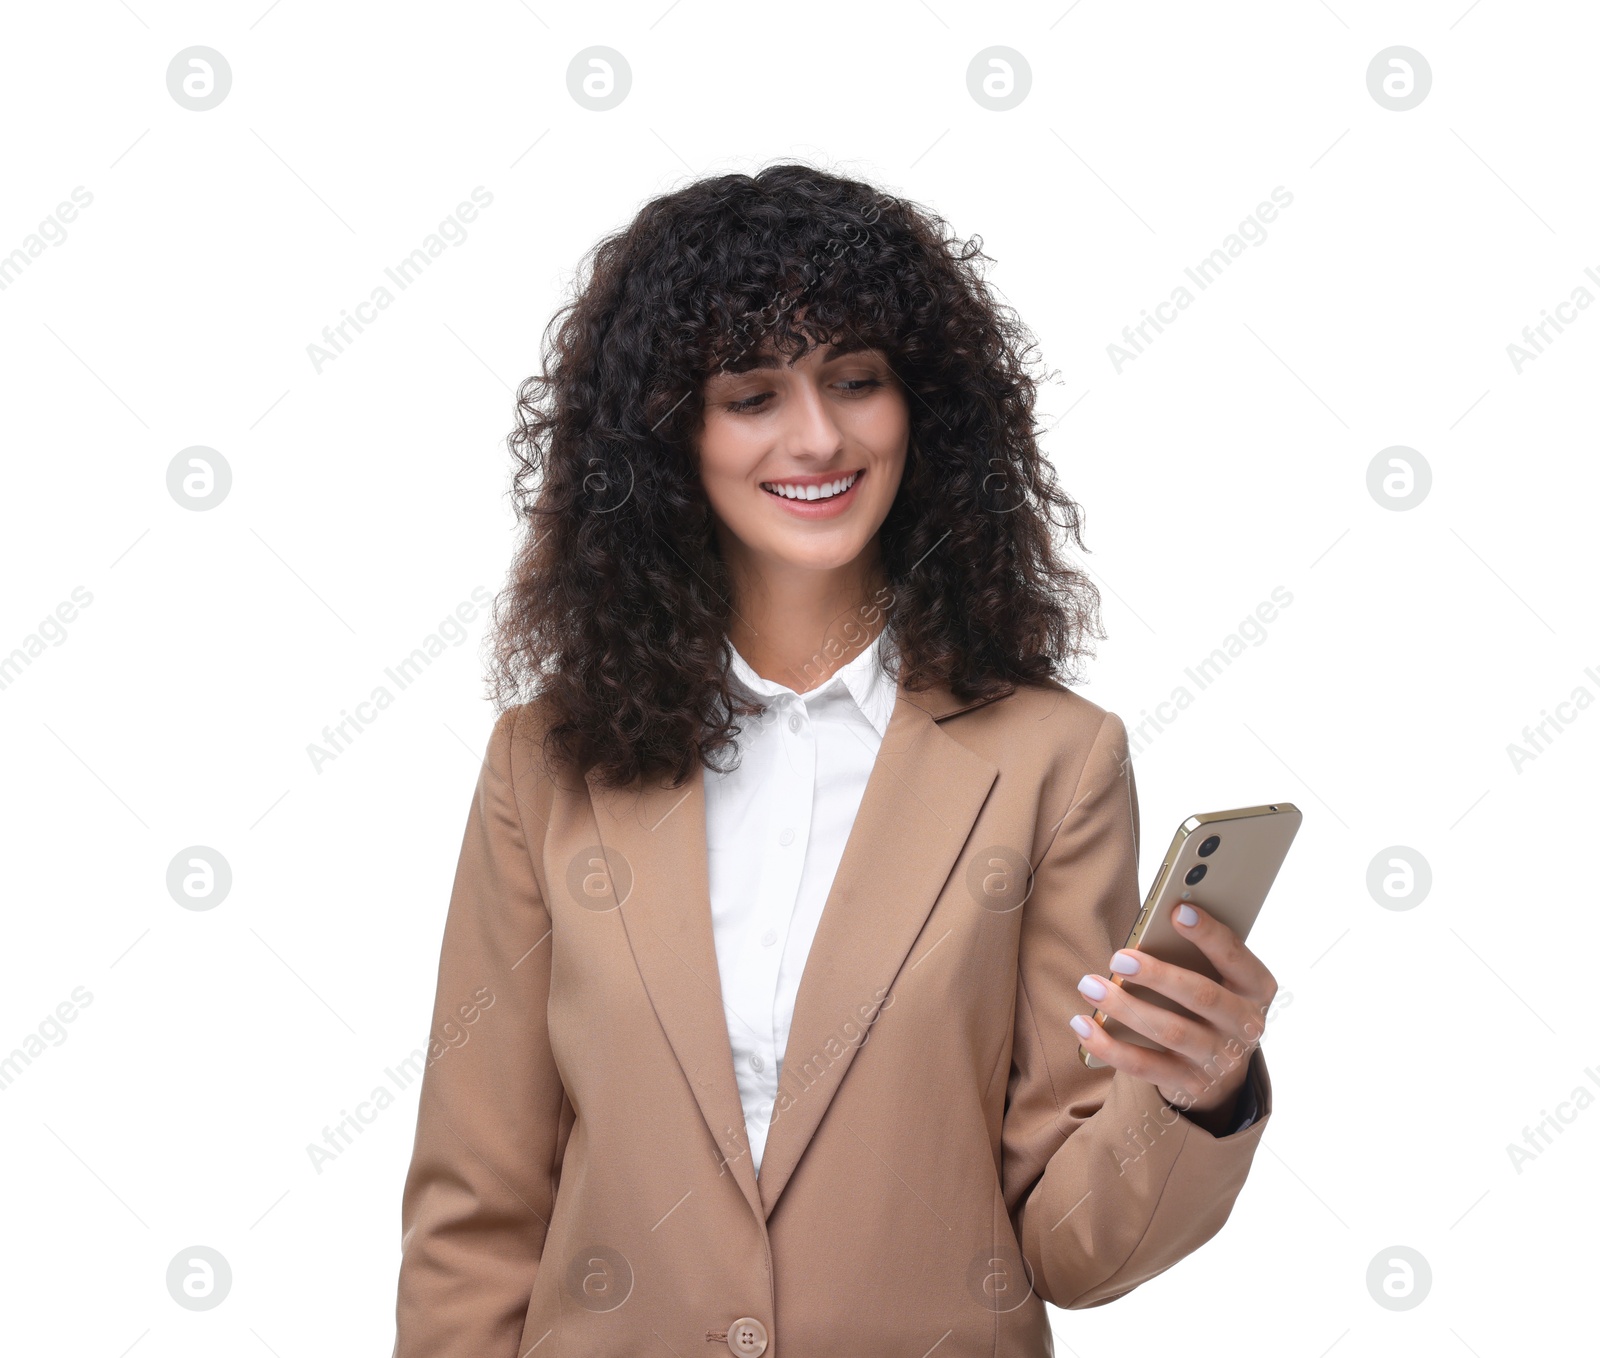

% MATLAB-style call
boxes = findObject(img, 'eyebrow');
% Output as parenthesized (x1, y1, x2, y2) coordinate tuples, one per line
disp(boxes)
(715, 338, 875, 375)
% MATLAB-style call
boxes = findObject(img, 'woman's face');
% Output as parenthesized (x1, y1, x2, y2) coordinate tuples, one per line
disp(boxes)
(695, 336, 909, 579)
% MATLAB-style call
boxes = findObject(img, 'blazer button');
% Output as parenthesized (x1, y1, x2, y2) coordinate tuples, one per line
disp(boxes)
(727, 1316, 768, 1356)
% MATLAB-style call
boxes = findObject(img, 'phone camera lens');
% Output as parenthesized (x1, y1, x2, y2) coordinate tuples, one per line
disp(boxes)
(1197, 835, 1220, 857)
(1185, 864, 1207, 885)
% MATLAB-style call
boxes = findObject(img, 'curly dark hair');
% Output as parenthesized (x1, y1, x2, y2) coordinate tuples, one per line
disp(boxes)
(488, 160, 1104, 789)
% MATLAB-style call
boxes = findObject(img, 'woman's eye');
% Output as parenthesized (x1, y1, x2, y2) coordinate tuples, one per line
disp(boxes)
(722, 376, 880, 413)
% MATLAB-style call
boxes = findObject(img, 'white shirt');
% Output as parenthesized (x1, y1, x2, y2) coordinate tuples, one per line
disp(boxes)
(704, 627, 898, 1176)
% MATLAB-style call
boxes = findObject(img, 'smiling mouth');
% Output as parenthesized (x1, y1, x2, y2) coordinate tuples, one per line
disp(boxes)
(758, 470, 863, 502)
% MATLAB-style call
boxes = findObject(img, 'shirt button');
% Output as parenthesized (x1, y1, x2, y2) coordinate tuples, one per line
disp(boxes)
(787, 713, 801, 732)
(760, 928, 778, 947)
(750, 1052, 764, 1072)
(727, 1317, 768, 1356)
(777, 827, 794, 846)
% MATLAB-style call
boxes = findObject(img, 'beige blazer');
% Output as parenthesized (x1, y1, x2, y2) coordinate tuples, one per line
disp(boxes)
(393, 675, 1273, 1357)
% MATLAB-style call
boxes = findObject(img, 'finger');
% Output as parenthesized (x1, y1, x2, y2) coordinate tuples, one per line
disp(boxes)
(1168, 902, 1276, 1010)
(1071, 1010, 1193, 1090)
(1079, 972, 1216, 1069)
(1103, 948, 1256, 1036)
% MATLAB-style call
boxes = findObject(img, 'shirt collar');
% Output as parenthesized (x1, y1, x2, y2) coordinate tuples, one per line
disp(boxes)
(726, 627, 898, 739)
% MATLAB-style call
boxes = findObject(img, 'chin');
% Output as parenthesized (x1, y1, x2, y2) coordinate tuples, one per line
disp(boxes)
(759, 533, 874, 573)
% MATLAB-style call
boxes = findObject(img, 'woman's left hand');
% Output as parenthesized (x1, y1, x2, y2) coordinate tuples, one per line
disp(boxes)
(1070, 901, 1276, 1133)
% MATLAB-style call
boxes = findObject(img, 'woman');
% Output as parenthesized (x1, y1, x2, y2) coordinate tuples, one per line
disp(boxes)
(392, 163, 1275, 1357)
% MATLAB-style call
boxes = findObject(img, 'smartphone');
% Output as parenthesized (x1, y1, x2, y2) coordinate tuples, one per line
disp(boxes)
(1079, 803, 1302, 1068)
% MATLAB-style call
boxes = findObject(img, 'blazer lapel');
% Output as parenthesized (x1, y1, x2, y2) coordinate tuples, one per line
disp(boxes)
(755, 680, 998, 1215)
(586, 761, 768, 1223)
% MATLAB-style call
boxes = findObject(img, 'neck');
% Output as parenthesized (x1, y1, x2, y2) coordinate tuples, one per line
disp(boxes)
(722, 543, 891, 695)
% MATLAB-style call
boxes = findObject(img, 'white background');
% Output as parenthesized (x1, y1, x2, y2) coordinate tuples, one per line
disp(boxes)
(1, 1, 1594, 1353)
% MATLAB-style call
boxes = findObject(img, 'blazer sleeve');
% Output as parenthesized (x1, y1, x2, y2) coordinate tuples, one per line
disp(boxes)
(1002, 709, 1274, 1310)
(392, 704, 568, 1357)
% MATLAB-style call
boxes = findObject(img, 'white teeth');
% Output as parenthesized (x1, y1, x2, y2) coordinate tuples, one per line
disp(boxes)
(761, 471, 860, 501)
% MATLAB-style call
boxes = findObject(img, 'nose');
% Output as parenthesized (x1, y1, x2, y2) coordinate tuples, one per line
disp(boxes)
(778, 375, 846, 461)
